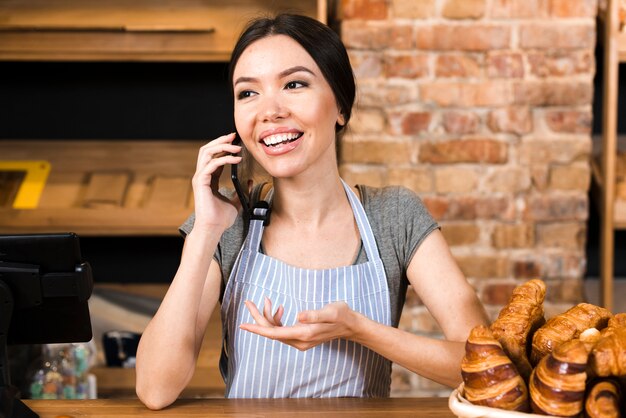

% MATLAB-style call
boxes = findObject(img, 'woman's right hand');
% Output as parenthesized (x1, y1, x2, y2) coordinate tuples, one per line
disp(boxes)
(191, 132, 242, 231)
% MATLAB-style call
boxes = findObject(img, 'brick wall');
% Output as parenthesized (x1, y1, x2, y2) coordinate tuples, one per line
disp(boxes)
(338, 0, 596, 396)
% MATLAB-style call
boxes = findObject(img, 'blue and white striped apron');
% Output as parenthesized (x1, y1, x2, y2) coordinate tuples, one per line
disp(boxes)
(220, 180, 392, 398)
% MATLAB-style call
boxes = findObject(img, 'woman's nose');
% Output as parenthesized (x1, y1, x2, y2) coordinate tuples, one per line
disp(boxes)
(258, 94, 289, 122)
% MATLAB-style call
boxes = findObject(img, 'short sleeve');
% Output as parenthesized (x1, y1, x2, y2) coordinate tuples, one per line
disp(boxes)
(394, 187, 439, 266)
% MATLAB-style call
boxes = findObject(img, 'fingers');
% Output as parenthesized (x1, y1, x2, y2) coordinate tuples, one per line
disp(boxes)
(244, 300, 272, 327)
(195, 132, 242, 174)
(192, 134, 242, 193)
(273, 305, 284, 327)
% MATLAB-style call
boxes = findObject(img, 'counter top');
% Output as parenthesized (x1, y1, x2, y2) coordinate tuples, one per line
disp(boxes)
(25, 397, 455, 417)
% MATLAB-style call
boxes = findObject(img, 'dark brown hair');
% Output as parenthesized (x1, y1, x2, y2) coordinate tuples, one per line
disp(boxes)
(228, 14, 356, 133)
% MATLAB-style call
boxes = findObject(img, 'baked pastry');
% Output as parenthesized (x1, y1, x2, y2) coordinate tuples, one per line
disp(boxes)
(589, 326, 626, 377)
(584, 379, 622, 418)
(530, 339, 589, 416)
(531, 303, 612, 365)
(608, 313, 626, 329)
(579, 328, 602, 353)
(490, 279, 546, 381)
(461, 325, 529, 412)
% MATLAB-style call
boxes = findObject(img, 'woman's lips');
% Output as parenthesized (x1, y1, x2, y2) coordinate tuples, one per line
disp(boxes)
(261, 132, 303, 147)
(260, 132, 304, 156)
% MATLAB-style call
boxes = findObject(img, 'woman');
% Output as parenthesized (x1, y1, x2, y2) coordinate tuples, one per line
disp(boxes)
(136, 14, 488, 409)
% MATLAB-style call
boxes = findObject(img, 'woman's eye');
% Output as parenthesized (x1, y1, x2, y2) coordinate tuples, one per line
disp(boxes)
(285, 81, 308, 90)
(237, 90, 255, 100)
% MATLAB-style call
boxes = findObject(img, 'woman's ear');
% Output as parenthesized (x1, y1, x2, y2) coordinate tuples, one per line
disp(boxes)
(337, 113, 346, 127)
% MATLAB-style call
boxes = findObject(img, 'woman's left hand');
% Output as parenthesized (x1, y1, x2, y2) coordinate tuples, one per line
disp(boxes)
(239, 297, 361, 351)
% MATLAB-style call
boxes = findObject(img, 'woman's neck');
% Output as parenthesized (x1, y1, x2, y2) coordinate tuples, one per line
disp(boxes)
(271, 169, 349, 228)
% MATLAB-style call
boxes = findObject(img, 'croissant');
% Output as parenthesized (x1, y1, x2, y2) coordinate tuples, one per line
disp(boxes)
(530, 339, 589, 416)
(490, 279, 546, 382)
(589, 327, 626, 377)
(461, 325, 529, 412)
(531, 303, 612, 365)
(579, 328, 602, 353)
(608, 313, 626, 329)
(584, 380, 622, 418)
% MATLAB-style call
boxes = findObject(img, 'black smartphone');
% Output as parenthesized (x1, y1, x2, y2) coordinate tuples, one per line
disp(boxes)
(230, 134, 249, 213)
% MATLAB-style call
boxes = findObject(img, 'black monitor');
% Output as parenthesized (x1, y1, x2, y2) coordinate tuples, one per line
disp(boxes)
(0, 233, 93, 418)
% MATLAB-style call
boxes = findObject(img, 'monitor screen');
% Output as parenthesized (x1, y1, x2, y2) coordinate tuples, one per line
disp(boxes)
(0, 233, 93, 344)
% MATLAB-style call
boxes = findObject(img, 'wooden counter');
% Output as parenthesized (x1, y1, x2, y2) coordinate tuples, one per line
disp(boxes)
(24, 398, 455, 417)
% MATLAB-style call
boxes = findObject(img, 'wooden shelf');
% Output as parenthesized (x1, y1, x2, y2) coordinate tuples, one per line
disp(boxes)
(0, 0, 326, 62)
(0, 140, 204, 236)
(594, 0, 626, 312)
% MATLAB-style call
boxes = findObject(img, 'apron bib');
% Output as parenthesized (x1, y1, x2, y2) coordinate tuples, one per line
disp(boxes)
(220, 180, 392, 398)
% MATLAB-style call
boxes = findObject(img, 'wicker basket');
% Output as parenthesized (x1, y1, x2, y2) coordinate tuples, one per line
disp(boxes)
(448, 384, 544, 418)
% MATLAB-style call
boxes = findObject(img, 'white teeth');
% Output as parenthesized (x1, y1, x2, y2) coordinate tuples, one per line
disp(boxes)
(262, 132, 301, 146)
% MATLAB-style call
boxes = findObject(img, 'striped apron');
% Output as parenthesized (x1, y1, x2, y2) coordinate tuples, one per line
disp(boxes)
(220, 180, 391, 398)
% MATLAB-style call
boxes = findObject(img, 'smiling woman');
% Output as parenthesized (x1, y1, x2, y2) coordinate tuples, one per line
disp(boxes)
(135, 14, 489, 409)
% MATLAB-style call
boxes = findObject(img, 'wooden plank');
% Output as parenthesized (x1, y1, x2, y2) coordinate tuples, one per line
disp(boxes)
(0, 0, 323, 62)
(83, 172, 131, 208)
(144, 176, 190, 209)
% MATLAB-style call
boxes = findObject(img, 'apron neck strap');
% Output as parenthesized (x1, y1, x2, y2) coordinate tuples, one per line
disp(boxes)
(246, 180, 382, 263)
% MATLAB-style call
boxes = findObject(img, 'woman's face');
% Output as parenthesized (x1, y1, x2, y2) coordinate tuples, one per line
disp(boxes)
(232, 35, 344, 179)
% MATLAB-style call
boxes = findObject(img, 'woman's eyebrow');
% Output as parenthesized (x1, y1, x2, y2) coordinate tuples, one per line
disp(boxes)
(279, 65, 316, 78)
(234, 66, 316, 86)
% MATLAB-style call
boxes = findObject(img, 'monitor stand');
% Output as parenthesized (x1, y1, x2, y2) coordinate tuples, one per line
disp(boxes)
(0, 282, 39, 418)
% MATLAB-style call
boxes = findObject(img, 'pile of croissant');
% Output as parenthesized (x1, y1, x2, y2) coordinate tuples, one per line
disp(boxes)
(461, 279, 626, 417)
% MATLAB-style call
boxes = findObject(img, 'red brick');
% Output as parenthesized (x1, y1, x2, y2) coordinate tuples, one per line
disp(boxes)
(384, 53, 430, 79)
(550, 0, 597, 18)
(514, 81, 593, 106)
(434, 167, 479, 193)
(421, 81, 512, 107)
(442, 111, 481, 135)
(339, 164, 386, 187)
(545, 110, 592, 134)
(536, 222, 586, 250)
(548, 164, 591, 191)
(490, 0, 550, 19)
(342, 139, 414, 165)
(341, 0, 388, 19)
(524, 194, 588, 221)
(435, 54, 483, 78)
(442, 0, 486, 19)
(422, 196, 449, 220)
(527, 51, 593, 78)
(391, 0, 436, 19)
(519, 138, 591, 165)
(482, 282, 518, 306)
(415, 24, 511, 51)
(519, 23, 595, 49)
(341, 21, 391, 50)
(388, 111, 432, 135)
(456, 254, 510, 278)
(387, 167, 433, 193)
(440, 222, 481, 246)
(542, 253, 586, 280)
(484, 166, 531, 193)
(419, 139, 508, 164)
(487, 106, 532, 135)
(348, 51, 383, 79)
(390, 25, 415, 50)
(545, 278, 584, 305)
(512, 259, 542, 279)
(357, 81, 417, 107)
(492, 223, 535, 248)
(423, 195, 514, 221)
(486, 51, 524, 78)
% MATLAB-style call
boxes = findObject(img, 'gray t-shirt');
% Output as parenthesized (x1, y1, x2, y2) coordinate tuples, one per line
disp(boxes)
(179, 185, 438, 327)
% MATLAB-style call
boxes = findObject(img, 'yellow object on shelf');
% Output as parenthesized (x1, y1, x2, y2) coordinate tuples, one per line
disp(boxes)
(0, 160, 51, 209)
